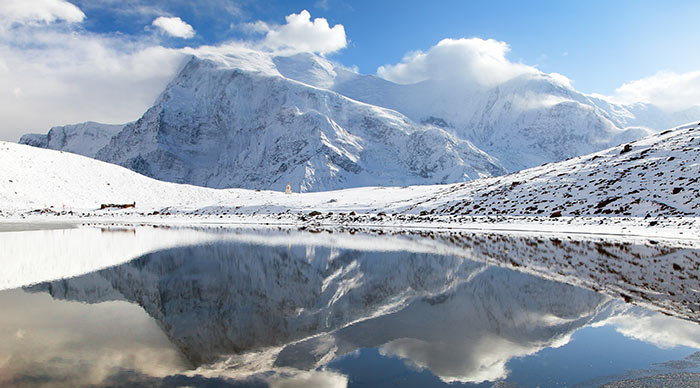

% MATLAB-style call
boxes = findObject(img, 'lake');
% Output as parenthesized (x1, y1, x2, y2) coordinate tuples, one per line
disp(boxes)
(1, 225, 699, 387)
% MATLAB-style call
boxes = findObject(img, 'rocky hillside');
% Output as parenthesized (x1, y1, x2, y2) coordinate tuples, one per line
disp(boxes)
(416, 122, 700, 218)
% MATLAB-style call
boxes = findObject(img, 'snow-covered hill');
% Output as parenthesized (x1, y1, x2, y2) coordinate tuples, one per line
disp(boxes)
(418, 122, 700, 218)
(19, 121, 124, 158)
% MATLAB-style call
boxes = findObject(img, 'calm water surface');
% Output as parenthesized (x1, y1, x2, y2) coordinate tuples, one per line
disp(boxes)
(0, 226, 699, 388)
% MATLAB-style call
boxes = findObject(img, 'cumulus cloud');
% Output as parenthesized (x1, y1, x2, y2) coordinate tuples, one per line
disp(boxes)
(0, 0, 85, 26)
(377, 38, 540, 88)
(608, 70, 700, 111)
(380, 336, 533, 384)
(0, 26, 187, 141)
(262, 9, 346, 54)
(152, 16, 195, 39)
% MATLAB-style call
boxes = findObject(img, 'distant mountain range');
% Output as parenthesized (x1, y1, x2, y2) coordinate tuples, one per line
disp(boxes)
(19, 48, 700, 191)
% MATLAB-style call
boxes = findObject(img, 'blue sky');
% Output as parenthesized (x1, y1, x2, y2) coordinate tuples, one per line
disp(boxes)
(2, 0, 700, 141)
(67, 0, 700, 95)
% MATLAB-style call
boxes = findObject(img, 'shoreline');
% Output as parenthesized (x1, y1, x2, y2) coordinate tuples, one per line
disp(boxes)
(2, 211, 699, 243)
(2, 217, 699, 325)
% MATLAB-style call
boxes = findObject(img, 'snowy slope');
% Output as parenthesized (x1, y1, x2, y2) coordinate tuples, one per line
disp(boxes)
(0, 140, 242, 212)
(93, 56, 504, 192)
(417, 122, 700, 218)
(2, 139, 468, 219)
(19, 121, 124, 158)
(1, 122, 699, 219)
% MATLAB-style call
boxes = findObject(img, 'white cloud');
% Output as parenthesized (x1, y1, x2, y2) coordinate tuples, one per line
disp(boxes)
(268, 369, 348, 388)
(263, 10, 346, 54)
(152, 16, 195, 39)
(240, 20, 271, 34)
(380, 336, 535, 384)
(377, 38, 540, 88)
(0, 0, 85, 26)
(315, 0, 330, 11)
(594, 310, 700, 350)
(0, 290, 187, 385)
(0, 7, 350, 142)
(549, 72, 573, 88)
(0, 26, 187, 141)
(608, 69, 700, 111)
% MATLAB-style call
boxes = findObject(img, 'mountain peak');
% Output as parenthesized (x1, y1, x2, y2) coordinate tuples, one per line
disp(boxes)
(93, 56, 505, 191)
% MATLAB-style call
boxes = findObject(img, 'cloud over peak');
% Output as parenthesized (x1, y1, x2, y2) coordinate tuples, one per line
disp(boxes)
(152, 16, 195, 39)
(609, 69, 700, 111)
(377, 37, 540, 88)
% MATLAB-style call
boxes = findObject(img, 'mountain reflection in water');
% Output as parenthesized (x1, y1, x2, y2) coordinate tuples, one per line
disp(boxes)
(1, 227, 699, 387)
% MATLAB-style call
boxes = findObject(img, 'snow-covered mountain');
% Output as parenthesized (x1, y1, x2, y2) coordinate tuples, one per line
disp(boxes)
(19, 121, 124, 158)
(276, 52, 696, 171)
(1, 122, 698, 219)
(94, 55, 505, 191)
(18, 49, 698, 190)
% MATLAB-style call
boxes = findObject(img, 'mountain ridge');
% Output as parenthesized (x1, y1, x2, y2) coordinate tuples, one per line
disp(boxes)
(16, 49, 700, 191)
(92, 55, 505, 191)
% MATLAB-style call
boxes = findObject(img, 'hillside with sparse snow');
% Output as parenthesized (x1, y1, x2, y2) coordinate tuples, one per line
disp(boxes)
(415, 122, 700, 218)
